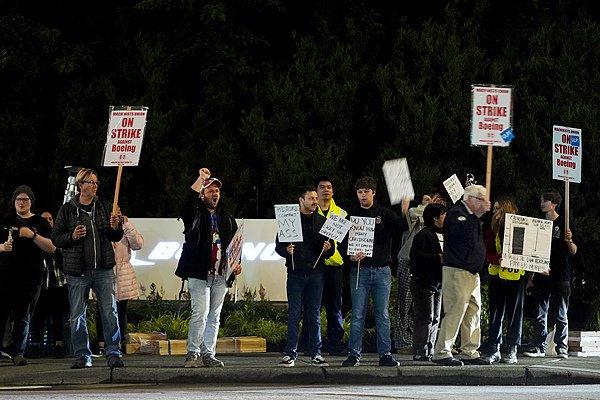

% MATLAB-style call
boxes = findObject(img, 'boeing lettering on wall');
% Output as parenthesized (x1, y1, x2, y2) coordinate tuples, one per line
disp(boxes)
(128, 218, 286, 301)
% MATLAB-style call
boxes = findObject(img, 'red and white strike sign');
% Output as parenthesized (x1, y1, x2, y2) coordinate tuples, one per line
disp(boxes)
(471, 85, 512, 147)
(552, 125, 582, 183)
(102, 106, 148, 166)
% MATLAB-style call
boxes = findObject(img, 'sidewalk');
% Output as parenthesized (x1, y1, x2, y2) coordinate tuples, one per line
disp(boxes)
(1, 353, 600, 388)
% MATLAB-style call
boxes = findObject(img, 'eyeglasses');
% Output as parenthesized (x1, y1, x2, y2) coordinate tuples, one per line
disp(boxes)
(470, 195, 486, 202)
(83, 180, 100, 186)
(15, 197, 30, 203)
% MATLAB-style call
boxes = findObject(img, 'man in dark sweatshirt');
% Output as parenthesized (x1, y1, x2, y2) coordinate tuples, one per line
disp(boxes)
(275, 186, 334, 368)
(432, 184, 490, 366)
(341, 176, 406, 367)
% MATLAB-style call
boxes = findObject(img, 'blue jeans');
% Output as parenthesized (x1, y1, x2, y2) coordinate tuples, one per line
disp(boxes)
(67, 268, 121, 362)
(187, 275, 228, 356)
(487, 275, 524, 350)
(187, 275, 227, 356)
(531, 280, 571, 351)
(348, 266, 392, 358)
(285, 271, 324, 359)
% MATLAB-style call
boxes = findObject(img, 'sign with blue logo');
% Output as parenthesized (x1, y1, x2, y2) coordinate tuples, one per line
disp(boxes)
(552, 125, 582, 183)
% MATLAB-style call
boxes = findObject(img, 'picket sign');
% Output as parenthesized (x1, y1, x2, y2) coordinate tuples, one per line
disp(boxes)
(102, 105, 149, 215)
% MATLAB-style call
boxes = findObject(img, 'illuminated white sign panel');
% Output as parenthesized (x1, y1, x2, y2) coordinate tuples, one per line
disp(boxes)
(128, 218, 286, 301)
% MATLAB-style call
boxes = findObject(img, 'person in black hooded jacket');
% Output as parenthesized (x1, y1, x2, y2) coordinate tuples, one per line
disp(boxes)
(175, 167, 242, 368)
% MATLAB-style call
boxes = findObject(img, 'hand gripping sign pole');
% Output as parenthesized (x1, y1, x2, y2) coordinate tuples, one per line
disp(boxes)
(102, 106, 149, 216)
(552, 125, 582, 234)
(470, 84, 514, 200)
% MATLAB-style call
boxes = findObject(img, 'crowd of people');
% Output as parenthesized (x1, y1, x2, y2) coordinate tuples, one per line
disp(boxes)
(0, 166, 577, 370)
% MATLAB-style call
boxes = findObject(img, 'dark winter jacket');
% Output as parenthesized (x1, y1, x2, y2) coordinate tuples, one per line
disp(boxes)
(51, 196, 123, 276)
(409, 225, 443, 290)
(275, 212, 334, 275)
(175, 190, 238, 285)
(442, 201, 485, 274)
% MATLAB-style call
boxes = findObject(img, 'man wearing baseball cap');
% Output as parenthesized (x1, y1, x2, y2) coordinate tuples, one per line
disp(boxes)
(176, 167, 242, 368)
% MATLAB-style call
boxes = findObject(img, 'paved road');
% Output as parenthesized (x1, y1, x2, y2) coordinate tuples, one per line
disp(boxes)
(1, 384, 600, 400)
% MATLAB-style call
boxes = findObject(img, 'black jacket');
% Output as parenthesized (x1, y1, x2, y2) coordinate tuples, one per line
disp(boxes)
(442, 201, 485, 274)
(341, 203, 405, 269)
(175, 190, 238, 285)
(275, 212, 334, 275)
(410, 225, 443, 290)
(51, 196, 123, 276)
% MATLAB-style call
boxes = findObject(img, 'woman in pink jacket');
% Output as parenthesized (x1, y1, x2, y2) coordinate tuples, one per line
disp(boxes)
(96, 211, 143, 354)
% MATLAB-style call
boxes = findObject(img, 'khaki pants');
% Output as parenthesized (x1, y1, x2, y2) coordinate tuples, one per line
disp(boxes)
(433, 266, 481, 360)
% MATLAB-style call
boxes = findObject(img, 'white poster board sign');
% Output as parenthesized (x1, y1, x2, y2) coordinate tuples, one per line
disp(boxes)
(274, 204, 303, 242)
(501, 213, 553, 273)
(552, 125, 582, 183)
(224, 221, 244, 280)
(443, 174, 465, 204)
(382, 158, 415, 205)
(102, 106, 148, 166)
(347, 217, 375, 257)
(471, 85, 512, 147)
(319, 214, 352, 242)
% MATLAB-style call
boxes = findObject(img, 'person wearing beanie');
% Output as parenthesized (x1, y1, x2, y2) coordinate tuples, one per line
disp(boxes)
(0, 185, 56, 366)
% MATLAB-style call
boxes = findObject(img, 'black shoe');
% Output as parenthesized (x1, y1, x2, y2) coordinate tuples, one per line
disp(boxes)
(461, 357, 491, 365)
(107, 355, 124, 368)
(379, 354, 400, 367)
(12, 355, 27, 366)
(71, 358, 92, 369)
(432, 357, 464, 366)
(412, 354, 432, 362)
(341, 355, 360, 367)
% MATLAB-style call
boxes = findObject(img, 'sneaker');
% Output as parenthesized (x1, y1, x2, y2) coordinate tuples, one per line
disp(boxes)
(184, 353, 201, 368)
(483, 351, 501, 364)
(412, 354, 432, 362)
(432, 357, 464, 366)
(523, 347, 546, 358)
(202, 354, 225, 367)
(556, 347, 569, 359)
(279, 355, 295, 367)
(310, 354, 329, 366)
(107, 355, 124, 368)
(71, 358, 92, 369)
(500, 346, 518, 364)
(0, 350, 11, 360)
(92, 346, 106, 358)
(379, 354, 400, 367)
(461, 357, 491, 365)
(341, 355, 360, 367)
(12, 355, 27, 366)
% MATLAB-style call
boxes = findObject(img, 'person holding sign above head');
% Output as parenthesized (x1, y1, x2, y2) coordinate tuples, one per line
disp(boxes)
(523, 191, 577, 359)
(432, 184, 490, 366)
(340, 176, 406, 367)
(483, 197, 524, 364)
(275, 186, 334, 368)
(175, 167, 242, 368)
(50, 169, 124, 369)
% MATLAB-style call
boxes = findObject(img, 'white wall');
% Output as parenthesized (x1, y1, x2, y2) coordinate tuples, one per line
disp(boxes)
(128, 218, 288, 301)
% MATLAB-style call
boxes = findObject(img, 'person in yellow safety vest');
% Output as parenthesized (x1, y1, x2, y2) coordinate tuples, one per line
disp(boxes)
(482, 197, 524, 365)
(298, 176, 348, 356)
